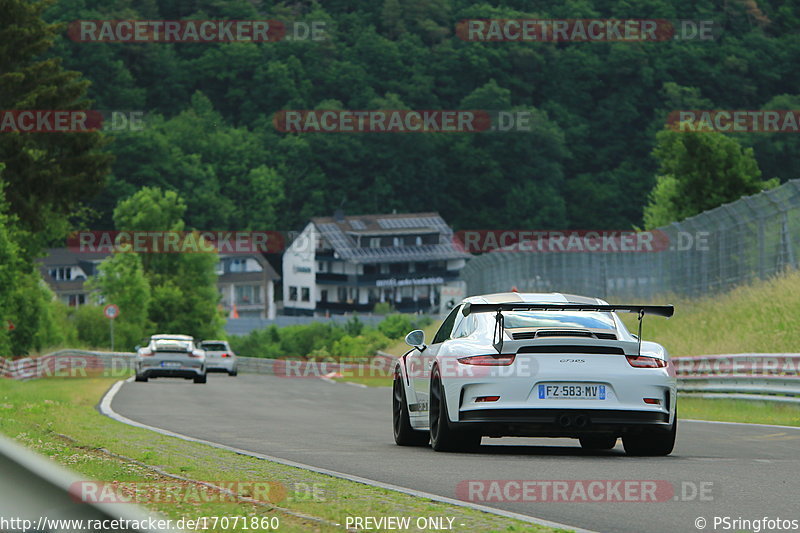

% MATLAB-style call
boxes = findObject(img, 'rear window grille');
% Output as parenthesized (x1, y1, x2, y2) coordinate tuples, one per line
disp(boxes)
(511, 331, 617, 341)
(594, 332, 618, 340)
(517, 345, 625, 355)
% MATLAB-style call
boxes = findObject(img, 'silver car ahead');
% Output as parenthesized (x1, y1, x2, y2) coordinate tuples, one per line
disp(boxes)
(135, 334, 207, 383)
(198, 340, 238, 376)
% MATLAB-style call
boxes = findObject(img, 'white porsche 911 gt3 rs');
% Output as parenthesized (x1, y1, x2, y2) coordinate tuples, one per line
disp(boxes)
(392, 292, 676, 456)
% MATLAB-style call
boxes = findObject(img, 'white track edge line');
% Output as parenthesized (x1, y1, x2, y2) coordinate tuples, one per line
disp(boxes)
(682, 418, 800, 430)
(100, 379, 594, 533)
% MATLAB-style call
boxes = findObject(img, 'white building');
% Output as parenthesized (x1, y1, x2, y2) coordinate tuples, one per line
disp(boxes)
(282, 212, 470, 315)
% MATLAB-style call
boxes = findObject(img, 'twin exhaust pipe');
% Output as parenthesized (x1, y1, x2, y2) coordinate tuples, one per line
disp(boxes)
(557, 413, 589, 428)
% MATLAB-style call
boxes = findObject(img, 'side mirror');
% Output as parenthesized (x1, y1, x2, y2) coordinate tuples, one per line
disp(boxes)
(405, 330, 426, 351)
(134, 345, 140, 351)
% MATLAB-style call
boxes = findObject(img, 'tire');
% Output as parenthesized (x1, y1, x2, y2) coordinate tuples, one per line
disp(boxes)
(392, 368, 429, 446)
(229, 368, 238, 377)
(193, 373, 207, 384)
(579, 435, 618, 450)
(134, 373, 148, 382)
(429, 367, 481, 452)
(623, 412, 677, 456)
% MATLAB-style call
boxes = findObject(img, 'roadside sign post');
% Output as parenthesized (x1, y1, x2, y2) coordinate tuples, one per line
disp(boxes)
(103, 304, 119, 351)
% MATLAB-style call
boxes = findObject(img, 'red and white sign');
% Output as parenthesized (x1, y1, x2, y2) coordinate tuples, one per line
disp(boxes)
(103, 304, 120, 320)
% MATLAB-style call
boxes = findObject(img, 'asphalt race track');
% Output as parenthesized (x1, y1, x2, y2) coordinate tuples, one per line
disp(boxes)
(109, 374, 800, 533)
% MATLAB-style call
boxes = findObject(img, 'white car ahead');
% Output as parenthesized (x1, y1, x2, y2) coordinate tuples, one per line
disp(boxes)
(198, 340, 238, 376)
(135, 334, 207, 383)
(392, 292, 676, 456)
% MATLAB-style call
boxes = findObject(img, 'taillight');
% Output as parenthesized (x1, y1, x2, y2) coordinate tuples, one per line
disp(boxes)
(626, 355, 667, 368)
(458, 354, 516, 366)
(476, 396, 500, 402)
(221, 353, 230, 358)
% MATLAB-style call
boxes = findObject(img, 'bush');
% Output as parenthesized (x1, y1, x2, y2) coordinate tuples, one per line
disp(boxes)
(72, 305, 110, 348)
(377, 313, 432, 339)
(330, 329, 391, 361)
(372, 302, 394, 315)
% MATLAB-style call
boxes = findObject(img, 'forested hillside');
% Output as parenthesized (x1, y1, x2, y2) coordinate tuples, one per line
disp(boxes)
(43, 0, 800, 231)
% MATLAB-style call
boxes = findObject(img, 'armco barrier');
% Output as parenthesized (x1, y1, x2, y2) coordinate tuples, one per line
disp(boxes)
(674, 353, 800, 403)
(0, 432, 177, 532)
(3, 351, 799, 403)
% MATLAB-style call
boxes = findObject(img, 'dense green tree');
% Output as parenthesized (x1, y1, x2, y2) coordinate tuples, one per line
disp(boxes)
(0, 0, 111, 258)
(113, 187, 223, 338)
(86, 253, 152, 348)
(643, 127, 778, 228)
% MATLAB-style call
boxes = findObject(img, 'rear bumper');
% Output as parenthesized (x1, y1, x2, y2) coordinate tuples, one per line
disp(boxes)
(454, 408, 671, 437)
(137, 361, 205, 379)
(206, 360, 236, 372)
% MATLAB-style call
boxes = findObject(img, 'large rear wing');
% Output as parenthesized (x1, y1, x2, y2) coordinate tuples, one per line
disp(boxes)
(460, 302, 674, 354)
(461, 303, 674, 318)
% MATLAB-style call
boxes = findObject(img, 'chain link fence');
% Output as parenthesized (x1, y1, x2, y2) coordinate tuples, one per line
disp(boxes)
(461, 179, 800, 300)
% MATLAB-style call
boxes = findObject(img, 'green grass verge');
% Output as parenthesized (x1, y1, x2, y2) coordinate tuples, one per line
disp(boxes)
(380, 321, 442, 358)
(0, 377, 563, 533)
(678, 396, 800, 427)
(620, 268, 800, 356)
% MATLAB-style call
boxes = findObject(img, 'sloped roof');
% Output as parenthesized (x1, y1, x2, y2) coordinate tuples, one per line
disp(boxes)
(311, 212, 470, 264)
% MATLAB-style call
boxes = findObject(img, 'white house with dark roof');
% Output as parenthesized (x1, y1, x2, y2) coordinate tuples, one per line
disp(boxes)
(39, 248, 280, 319)
(282, 212, 470, 315)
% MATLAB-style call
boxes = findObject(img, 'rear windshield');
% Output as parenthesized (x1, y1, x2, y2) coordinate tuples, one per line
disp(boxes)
(153, 339, 192, 351)
(201, 343, 228, 351)
(503, 311, 616, 330)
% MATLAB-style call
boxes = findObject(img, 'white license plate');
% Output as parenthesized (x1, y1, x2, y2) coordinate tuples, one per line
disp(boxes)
(161, 361, 182, 368)
(538, 383, 606, 400)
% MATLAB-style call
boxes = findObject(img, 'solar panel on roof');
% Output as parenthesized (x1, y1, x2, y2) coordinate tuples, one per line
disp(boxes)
(349, 219, 366, 230)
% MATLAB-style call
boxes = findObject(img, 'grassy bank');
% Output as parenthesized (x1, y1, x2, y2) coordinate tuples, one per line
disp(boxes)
(621, 268, 800, 356)
(0, 377, 559, 533)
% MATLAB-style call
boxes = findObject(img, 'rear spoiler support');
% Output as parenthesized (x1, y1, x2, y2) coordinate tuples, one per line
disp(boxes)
(461, 303, 674, 355)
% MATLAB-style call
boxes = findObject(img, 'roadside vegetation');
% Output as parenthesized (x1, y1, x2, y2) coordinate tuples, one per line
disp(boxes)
(679, 397, 800, 427)
(621, 268, 800, 356)
(228, 314, 432, 361)
(0, 377, 561, 533)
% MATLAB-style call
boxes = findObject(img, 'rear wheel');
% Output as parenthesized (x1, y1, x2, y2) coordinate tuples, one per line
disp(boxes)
(229, 368, 238, 377)
(429, 367, 481, 452)
(193, 373, 207, 384)
(393, 368, 429, 446)
(623, 413, 677, 456)
(579, 435, 618, 450)
(134, 373, 148, 382)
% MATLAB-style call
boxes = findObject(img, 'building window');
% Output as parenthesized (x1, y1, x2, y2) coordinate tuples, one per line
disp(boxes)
(370, 238, 381, 248)
(389, 263, 408, 274)
(235, 285, 261, 304)
(65, 294, 85, 307)
(317, 261, 327, 273)
(230, 258, 246, 272)
(49, 267, 72, 281)
(416, 236, 422, 246)
(393, 237, 401, 247)
(301, 287, 310, 302)
(288, 286, 298, 301)
(337, 287, 347, 302)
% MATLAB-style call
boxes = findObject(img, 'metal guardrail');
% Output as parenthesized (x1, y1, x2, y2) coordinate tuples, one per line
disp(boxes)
(0, 424, 177, 532)
(2, 350, 799, 402)
(675, 353, 800, 403)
